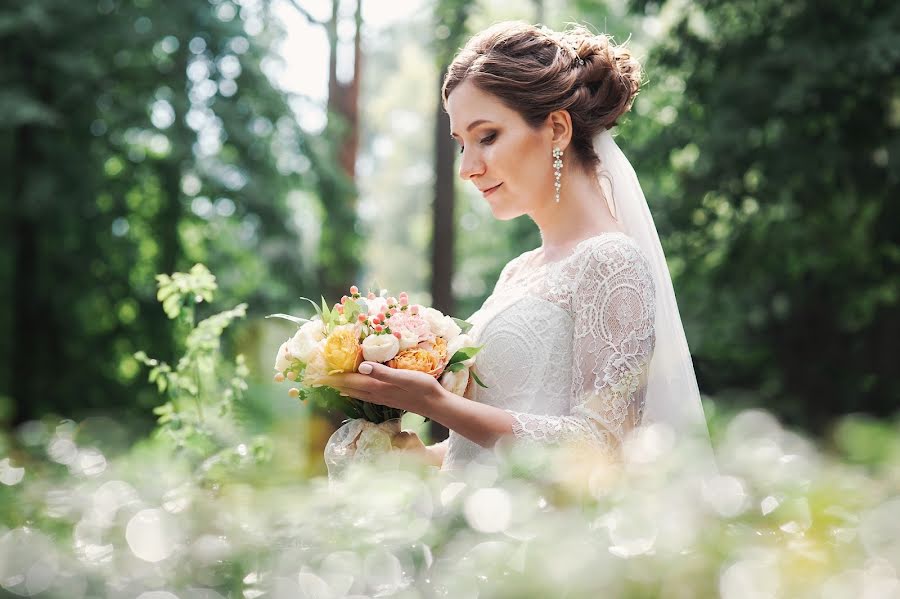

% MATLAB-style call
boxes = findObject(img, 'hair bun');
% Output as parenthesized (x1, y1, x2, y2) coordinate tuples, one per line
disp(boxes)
(442, 21, 643, 171)
(563, 27, 642, 130)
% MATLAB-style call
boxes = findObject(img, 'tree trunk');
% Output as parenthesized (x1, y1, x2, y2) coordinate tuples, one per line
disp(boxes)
(431, 78, 455, 316)
(10, 124, 40, 425)
(318, 0, 364, 303)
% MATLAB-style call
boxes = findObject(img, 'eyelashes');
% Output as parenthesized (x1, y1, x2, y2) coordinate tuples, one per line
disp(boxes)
(457, 132, 497, 155)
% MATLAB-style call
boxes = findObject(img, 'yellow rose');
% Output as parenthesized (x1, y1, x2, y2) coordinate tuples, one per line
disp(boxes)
(323, 325, 362, 374)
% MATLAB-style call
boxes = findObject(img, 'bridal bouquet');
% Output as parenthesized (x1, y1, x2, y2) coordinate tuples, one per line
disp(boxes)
(268, 286, 483, 473)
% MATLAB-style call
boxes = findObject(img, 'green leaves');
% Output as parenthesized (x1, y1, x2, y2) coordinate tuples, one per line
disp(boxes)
(264, 314, 311, 327)
(470, 368, 487, 389)
(447, 344, 483, 366)
(452, 317, 474, 334)
(136, 265, 250, 461)
(156, 264, 218, 321)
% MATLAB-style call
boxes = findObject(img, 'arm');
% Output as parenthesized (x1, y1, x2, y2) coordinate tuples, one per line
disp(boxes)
(420, 390, 517, 448)
(319, 244, 654, 454)
(420, 243, 656, 451)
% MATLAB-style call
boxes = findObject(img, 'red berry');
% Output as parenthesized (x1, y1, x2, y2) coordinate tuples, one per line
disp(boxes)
(350, 285, 359, 295)
(358, 314, 366, 322)
(375, 325, 384, 332)
(341, 295, 348, 304)
(393, 331, 402, 339)
(336, 305, 344, 314)
(377, 313, 386, 321)
(372, 317, 381, 325)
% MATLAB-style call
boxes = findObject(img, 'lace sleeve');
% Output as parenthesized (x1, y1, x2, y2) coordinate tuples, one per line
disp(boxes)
(505, 240, 657, 455)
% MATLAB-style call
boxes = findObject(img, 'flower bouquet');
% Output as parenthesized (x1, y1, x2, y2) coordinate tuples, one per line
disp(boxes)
(268, 286, 484, 474)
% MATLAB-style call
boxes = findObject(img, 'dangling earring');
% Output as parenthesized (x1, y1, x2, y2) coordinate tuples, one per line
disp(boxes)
(553, 147, 563, 203)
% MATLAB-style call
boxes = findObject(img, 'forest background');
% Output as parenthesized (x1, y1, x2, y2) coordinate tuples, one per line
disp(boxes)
(2, 0, 898, 459)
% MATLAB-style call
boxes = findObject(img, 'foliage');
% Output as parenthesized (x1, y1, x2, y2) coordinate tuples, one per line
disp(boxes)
(134, 264, 257, 465)
(619, 0, 900, 428)
(2, 402, 900, 597)
(1, 0, 318, 426)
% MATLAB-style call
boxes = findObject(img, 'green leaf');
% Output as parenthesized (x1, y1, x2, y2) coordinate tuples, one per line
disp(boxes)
(299, 297, 323, 319)
(361, 400, 381, 422)
(342, 298, 361, 322)
(320, 296, 332, 327)
(448, 344, 484, 365)
(446, 362, 467, 373)
(265, 313, 311, 327)
(470, 368, 488, 389)
(452, 317, 474, 334)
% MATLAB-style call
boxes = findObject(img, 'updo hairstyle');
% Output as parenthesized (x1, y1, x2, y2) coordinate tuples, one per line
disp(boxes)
(442, 21, 643, 171)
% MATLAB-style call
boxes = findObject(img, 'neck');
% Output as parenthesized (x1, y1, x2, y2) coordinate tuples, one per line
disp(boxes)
(527, 163, 621, 261)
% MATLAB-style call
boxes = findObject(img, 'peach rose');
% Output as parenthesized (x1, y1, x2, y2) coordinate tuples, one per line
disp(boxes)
(388, 336, 450, 378)
(422, 337, 449, 368)
(323, 324, 362, 374)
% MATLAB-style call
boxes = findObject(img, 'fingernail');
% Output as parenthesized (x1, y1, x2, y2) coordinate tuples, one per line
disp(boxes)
(359, 363, 373, 375)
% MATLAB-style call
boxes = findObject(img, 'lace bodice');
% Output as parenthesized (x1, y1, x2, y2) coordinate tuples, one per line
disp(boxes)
(441, 232, 657, 471)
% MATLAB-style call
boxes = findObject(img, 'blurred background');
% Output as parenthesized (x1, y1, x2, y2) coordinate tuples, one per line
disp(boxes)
(2, 0, 898, 462)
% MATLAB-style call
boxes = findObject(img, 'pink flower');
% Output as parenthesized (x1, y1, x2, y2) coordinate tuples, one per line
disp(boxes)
(388, 311, 435, 344)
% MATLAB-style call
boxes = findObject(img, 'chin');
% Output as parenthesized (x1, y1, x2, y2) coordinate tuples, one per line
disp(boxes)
(487, 204, 523, 221)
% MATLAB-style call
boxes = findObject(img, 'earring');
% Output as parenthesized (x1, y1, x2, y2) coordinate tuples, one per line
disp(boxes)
(553, 147, 563, 203)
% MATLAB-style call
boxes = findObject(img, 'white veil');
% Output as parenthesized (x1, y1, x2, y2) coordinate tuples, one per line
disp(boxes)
(593, 129, 717, 471)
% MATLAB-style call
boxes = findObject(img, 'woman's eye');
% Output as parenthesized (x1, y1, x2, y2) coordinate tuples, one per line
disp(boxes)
(457, 133, 496, 154)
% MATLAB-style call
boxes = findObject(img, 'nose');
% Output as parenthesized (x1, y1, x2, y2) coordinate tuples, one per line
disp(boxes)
(458, 147, 485, 181)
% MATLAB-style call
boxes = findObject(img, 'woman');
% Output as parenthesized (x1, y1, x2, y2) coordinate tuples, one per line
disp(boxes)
(319, 22, 711, 472)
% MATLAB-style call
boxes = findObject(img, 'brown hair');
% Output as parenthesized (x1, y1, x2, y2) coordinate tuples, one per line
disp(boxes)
(442, 21, 642, 171)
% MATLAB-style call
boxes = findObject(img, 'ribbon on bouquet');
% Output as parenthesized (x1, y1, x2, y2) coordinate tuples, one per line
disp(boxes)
(324, 418, 403, 479)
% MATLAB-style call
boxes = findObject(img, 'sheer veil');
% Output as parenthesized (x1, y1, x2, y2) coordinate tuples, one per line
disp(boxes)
(593, 130, 717, 472)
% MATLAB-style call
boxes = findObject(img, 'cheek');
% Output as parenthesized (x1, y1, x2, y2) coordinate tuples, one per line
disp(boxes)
(505, 147, 550, 204)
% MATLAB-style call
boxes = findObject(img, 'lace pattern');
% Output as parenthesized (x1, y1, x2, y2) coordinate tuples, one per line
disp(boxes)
(442, 233, 656, 471)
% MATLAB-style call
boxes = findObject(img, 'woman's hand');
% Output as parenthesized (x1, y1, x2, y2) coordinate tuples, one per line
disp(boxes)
(391, 430, 443, 467)
(316, 361, 445, 416)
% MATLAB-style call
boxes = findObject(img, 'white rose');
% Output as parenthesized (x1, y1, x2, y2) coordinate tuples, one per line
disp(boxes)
(422, 307, 461, 341)
(302, 341, 329, 385)
(367, 296, 389, 316)
(361, 333, 400, 363)
(288, 319, 325, 363)
(447, 333, 477, 367)
(397, 328, 420, 350)
(274, 340, 293, 373)
(440, 367, 470, 397)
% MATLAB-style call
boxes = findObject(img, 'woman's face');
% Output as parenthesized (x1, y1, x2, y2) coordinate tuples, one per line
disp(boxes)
(446, 80, 554, 220)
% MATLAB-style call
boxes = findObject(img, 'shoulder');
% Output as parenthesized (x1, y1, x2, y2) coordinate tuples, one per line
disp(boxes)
(573, 233, 654, 290)
(576, 233, 649, 269)
(497, 247, 538, 284)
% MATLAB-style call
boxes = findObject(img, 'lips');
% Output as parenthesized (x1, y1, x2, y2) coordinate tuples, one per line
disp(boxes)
(480, 183, 502, 196)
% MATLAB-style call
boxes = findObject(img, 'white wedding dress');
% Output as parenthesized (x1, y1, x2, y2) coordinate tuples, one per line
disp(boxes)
(441, 231, 656, 471)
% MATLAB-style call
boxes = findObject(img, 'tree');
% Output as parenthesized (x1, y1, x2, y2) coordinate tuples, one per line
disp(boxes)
(627, 0, 900, 428)
(291, 0, 366, 303)
(1, 0, 314, 424)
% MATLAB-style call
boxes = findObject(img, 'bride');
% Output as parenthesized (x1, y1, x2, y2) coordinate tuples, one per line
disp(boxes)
(319, 21, 711, 472)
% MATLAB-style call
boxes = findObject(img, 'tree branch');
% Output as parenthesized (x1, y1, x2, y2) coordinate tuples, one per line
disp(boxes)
(285, 0, 326, 27)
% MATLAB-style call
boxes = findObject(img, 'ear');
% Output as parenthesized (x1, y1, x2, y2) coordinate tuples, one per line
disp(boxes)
(546, 109, 573, 151)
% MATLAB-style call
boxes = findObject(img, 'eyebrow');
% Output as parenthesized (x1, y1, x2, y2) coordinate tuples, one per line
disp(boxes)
(450, 119, 493, 139)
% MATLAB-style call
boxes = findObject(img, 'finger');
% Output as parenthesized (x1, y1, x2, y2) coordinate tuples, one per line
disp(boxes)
(359, 362, 416, 390)
(317, 377, 394, 402)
